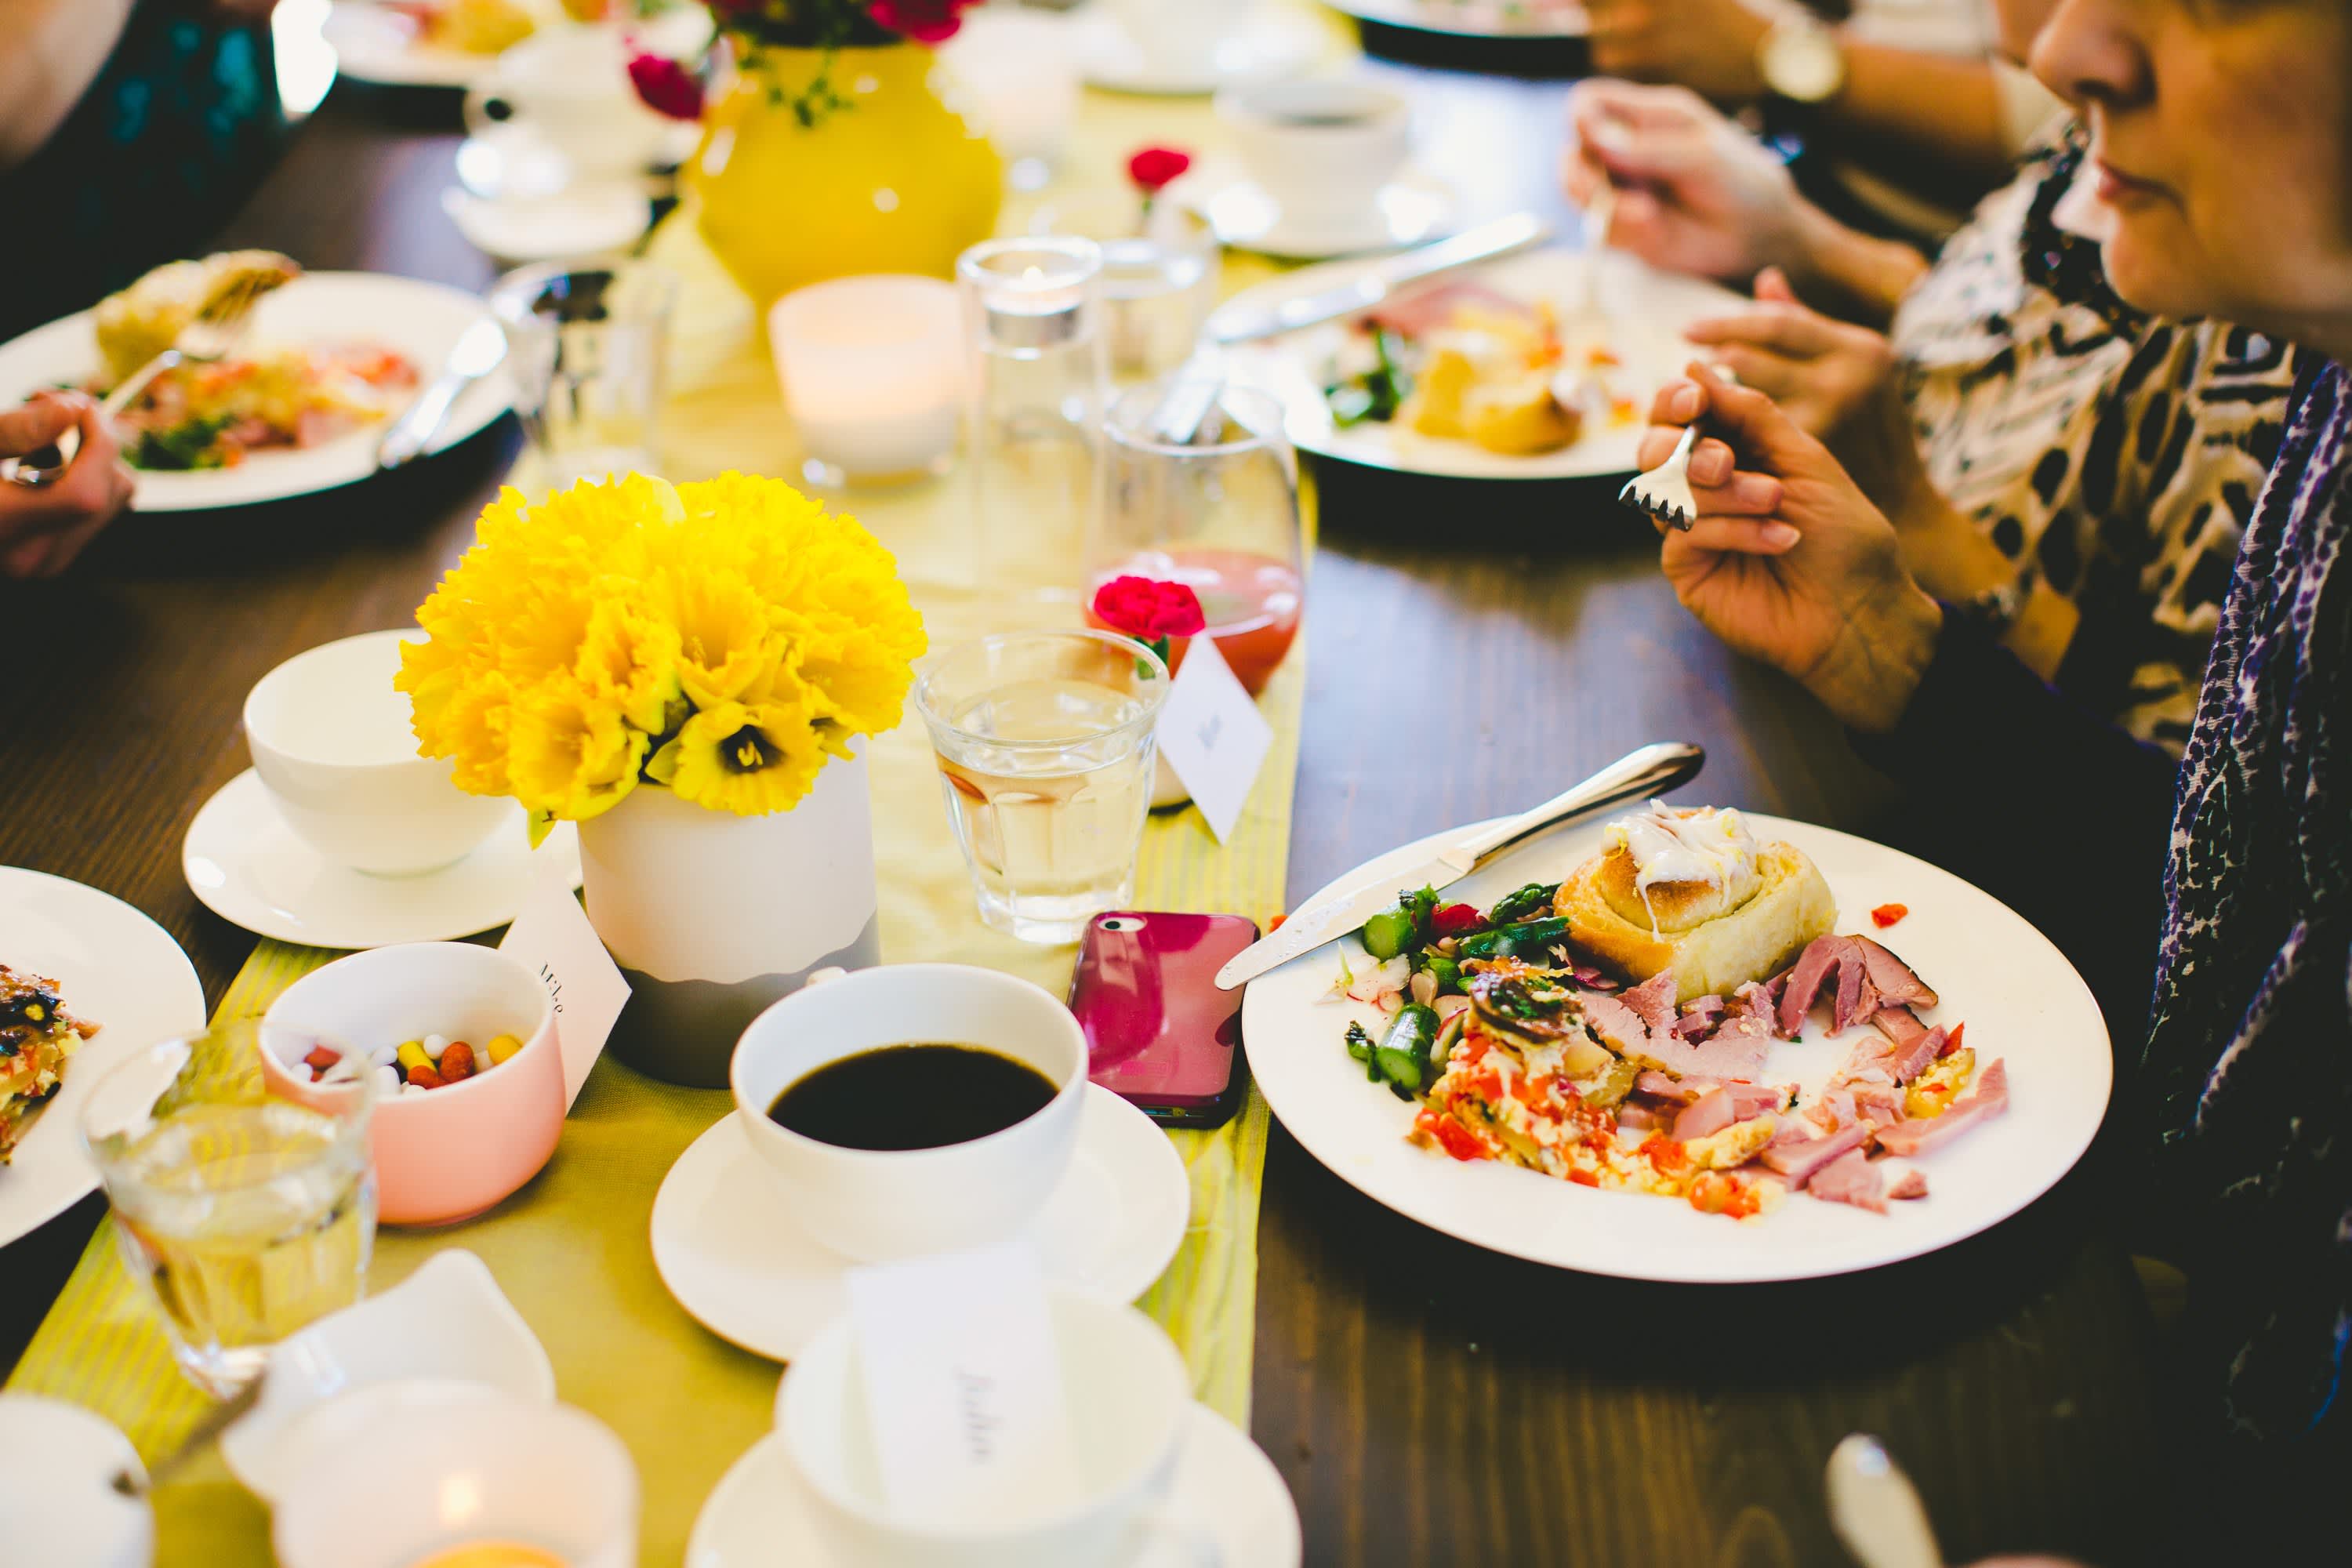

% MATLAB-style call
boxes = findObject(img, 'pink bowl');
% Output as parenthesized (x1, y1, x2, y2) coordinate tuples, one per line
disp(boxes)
(260, 944, 562, 1225)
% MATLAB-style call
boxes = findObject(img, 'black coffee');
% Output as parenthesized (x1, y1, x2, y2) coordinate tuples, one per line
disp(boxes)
(766, 1043, 1058, 1151)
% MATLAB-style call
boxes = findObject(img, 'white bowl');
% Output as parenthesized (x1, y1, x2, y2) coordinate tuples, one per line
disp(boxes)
(272, 1388, 637, 1568)
(729, 964, 1087, 1262)
(223, 1249, 555, 1502)
(0, 1396, 152, 1568)
(244, 629, 511, 876)
(1216, 76, 1412, 230)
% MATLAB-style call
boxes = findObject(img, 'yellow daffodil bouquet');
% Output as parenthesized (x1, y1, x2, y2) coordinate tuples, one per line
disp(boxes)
(397, 472, 924, 836)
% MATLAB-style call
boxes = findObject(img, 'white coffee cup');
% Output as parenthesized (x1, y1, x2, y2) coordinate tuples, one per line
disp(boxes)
(243, 629, 511, 877)
(730, 964, 1088, 1262)
(462, 24, 678, 184)
(1108, 0, 1254, 80)
(1218, 76, 1411, 230)
(776, 1290, 1218, 1568)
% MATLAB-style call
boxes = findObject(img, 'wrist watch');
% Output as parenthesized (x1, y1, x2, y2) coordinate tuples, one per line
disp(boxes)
(1756, 10, 1848, 105)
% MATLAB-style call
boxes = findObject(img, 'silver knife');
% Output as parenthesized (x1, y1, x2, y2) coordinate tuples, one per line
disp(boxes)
(377, 317, 507, 470)
(1214, 742, 1704, 991)
(1203, 211, 1554, 346)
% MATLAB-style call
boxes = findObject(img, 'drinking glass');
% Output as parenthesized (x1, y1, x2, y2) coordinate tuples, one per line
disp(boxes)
(914, 630, 1171, 944)
(1085, 380, 1304, 696)
(959, 237, 1105, 597)
(1029, 191, 1221, 384)
(489, 260, 678, 488)
(82, 1022, 376, 1396)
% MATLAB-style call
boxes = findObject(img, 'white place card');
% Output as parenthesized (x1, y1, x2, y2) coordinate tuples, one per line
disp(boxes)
(1155, 636, 1275, 844)
(843, 1240, 1079, 1528)
(498, 856, 630, 1110)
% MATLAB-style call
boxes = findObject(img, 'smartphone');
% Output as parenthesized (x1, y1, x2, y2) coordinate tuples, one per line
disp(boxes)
(1068, 911, 1258, 1129)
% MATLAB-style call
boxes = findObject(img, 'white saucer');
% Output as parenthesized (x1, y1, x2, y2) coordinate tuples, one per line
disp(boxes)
(1178, 166, 1458, 259)
(1076, 9, 1331, 96)
(652, 1087, 1192, 1363)
(444, 184, 653, 264)
(182, 768, 582, 949)
(686, 1405, 1301, 1568)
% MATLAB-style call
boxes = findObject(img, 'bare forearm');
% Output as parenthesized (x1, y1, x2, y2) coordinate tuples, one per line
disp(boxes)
(0, 0, 136, 169)
(1818, 43, 2015, 194)
(1782, 201, 1929, 328)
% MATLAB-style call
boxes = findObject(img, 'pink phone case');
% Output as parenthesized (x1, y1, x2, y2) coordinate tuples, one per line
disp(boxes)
(1069, 911, 1258, 1119)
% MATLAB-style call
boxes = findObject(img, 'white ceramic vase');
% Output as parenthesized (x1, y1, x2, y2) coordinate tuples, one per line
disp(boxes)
(578, 750, 881, 1087)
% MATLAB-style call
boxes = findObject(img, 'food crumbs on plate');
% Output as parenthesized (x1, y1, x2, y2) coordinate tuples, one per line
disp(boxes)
(1268, 913, 1287, 931)
(1871, 902, 1909, 927)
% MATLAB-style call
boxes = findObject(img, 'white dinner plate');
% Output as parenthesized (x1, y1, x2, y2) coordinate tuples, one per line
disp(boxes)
(1241, 812, 2113, 1283)
(652, 1087, 1192, 1363)
(1327, 0, 1591, 38)
(0, 272, 516, 512)
(183, 769, 580, 949)
(1218, 245, 1749, 481)
(1175, 164, 1459, 260)
(1076, 8, 1334, 96)
(0, 869, 207, 1248)
(687, 1407, 1302, 1568)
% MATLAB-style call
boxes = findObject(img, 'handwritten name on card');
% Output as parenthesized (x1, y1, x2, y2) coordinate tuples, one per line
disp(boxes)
(498, 856, 630, 1109)
(842, 1242, 1079, 1527)
(1155, 636, 1274, 844)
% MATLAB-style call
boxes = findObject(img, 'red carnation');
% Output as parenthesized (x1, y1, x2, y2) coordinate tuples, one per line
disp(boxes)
(1092, 576, 1207, 645)
(626, 49, 705, 121)
(1127, 146, 1193, 197)
(868, 0, 976, 45)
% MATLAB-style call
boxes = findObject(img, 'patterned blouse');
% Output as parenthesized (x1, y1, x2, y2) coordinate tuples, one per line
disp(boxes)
(1859, 359, 2350, 1450)
(1891, 124, 2305, 753)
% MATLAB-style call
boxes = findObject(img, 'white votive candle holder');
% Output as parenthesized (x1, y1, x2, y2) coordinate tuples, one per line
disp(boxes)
(770, 274, 964, 488)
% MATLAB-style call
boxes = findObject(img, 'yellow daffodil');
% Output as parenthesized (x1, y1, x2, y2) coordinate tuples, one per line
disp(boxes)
(505, 677, 647, 825)
(400, 470, 916, 823)
(647, 699, 826, 816)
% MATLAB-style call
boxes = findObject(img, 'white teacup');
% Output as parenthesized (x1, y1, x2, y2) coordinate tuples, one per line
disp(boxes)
(244, 629, 510, 877)
(462, 24, 678, 184)
(1109, 0, 1254, 79)
(1218, 76, 1412, 230)
(777, 1290, 1214, 1568)
(729, 964, 1087, 1263)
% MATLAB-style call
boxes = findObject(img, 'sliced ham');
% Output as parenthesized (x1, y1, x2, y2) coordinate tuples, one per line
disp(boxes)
(1759, 1121, 1871, 1185)
(1832, 1036, 1897, 1086)
(1871, 1004, 1932, 1054)
(1636, 1073, 1785, 1120)
(1872, 1059, 2009, 1156)
(1769, 1118, 1816, 1147)
(1886, 1025, 1944, 1084)
(1621, 971, 1677, 1035)
(1365, 278, 1534, 338)
(1887, 1170, 1929, 1201)
(1849, 1082, 1907, 1127)
(1635, 1071, 1699, 1104)
(1617, 1103, 1662, 1131)
(1731, 978, 1795, 1040)
(1778, 935, 1846, 1036)
(1805, 1149, 1887, 1214)
(1727, 1082, 1790, 1118)
(1577, 992, 1655, 1055)
(1854, 935, 1940, 1010)
(1670, 1087, 1734, 1141)
(1807, 1087, 1856, 1132)
(1673, 996, 1726, 1040)
(1633, 1022, 1772, 1084)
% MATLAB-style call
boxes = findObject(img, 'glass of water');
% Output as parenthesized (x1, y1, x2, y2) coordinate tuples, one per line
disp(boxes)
(82, 1022, 376, 1396)
(913, 630, 1171, 943)
(489, 260, 678, 488)
(1029, 191, 1220, 384)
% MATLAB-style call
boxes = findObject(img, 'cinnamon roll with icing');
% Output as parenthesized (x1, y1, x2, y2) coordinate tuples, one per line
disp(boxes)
(1557, 803, 1835, 1004)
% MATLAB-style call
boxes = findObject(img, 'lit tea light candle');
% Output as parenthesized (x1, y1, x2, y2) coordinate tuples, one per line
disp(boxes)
(769, 275, 964, 488)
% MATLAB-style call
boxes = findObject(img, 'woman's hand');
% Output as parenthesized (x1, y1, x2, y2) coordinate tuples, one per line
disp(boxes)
(0, 392, 135, 579)
(1640, 364, 1942, 732)
(1582, 0, 1769, 105)
(1682, 268, 1922, 503)
(1562, 79, 1807, 286)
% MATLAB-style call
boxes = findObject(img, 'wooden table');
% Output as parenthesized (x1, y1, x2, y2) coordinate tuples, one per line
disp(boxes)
(2, 45, 2167, 1568)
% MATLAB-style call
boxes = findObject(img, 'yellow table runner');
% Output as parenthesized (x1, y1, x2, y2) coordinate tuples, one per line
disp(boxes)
(9, 13, 1350, 1560)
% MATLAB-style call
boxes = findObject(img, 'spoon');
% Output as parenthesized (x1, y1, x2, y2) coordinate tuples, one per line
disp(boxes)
(112, 1374, 267, 1497)
(1826, 1432, 1944, 1568)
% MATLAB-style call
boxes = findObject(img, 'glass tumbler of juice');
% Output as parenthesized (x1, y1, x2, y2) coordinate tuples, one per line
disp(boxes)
(81, 1022, 376, 1396)
(1084, 380, 1303, 696)
(914, 630, 1171, 943)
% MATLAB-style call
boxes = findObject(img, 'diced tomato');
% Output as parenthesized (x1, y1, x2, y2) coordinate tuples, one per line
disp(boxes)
(1688, 1171, 1759, 1218)
(1268, 913, 1287, 931)
(1938, 1022, 1965, 1058)
(303, 1045, 340, 1071)
(1871, 903, 1909, 928)
(1417, 1108, 1490, 1163)
(1567, 1168, 1599, 1188)
(1587, 346, 1621, 368)
(1639, 1134, 1687, 1175)
(1430, 902, 1483, 937)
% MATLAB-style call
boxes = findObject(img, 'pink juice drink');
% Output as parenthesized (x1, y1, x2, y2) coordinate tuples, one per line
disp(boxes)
(1086, 546, 1302, 695)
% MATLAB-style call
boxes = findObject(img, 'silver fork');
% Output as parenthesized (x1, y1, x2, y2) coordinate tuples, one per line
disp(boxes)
(1617, 362, 1737, 532)
(2, 270, 284, 488)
